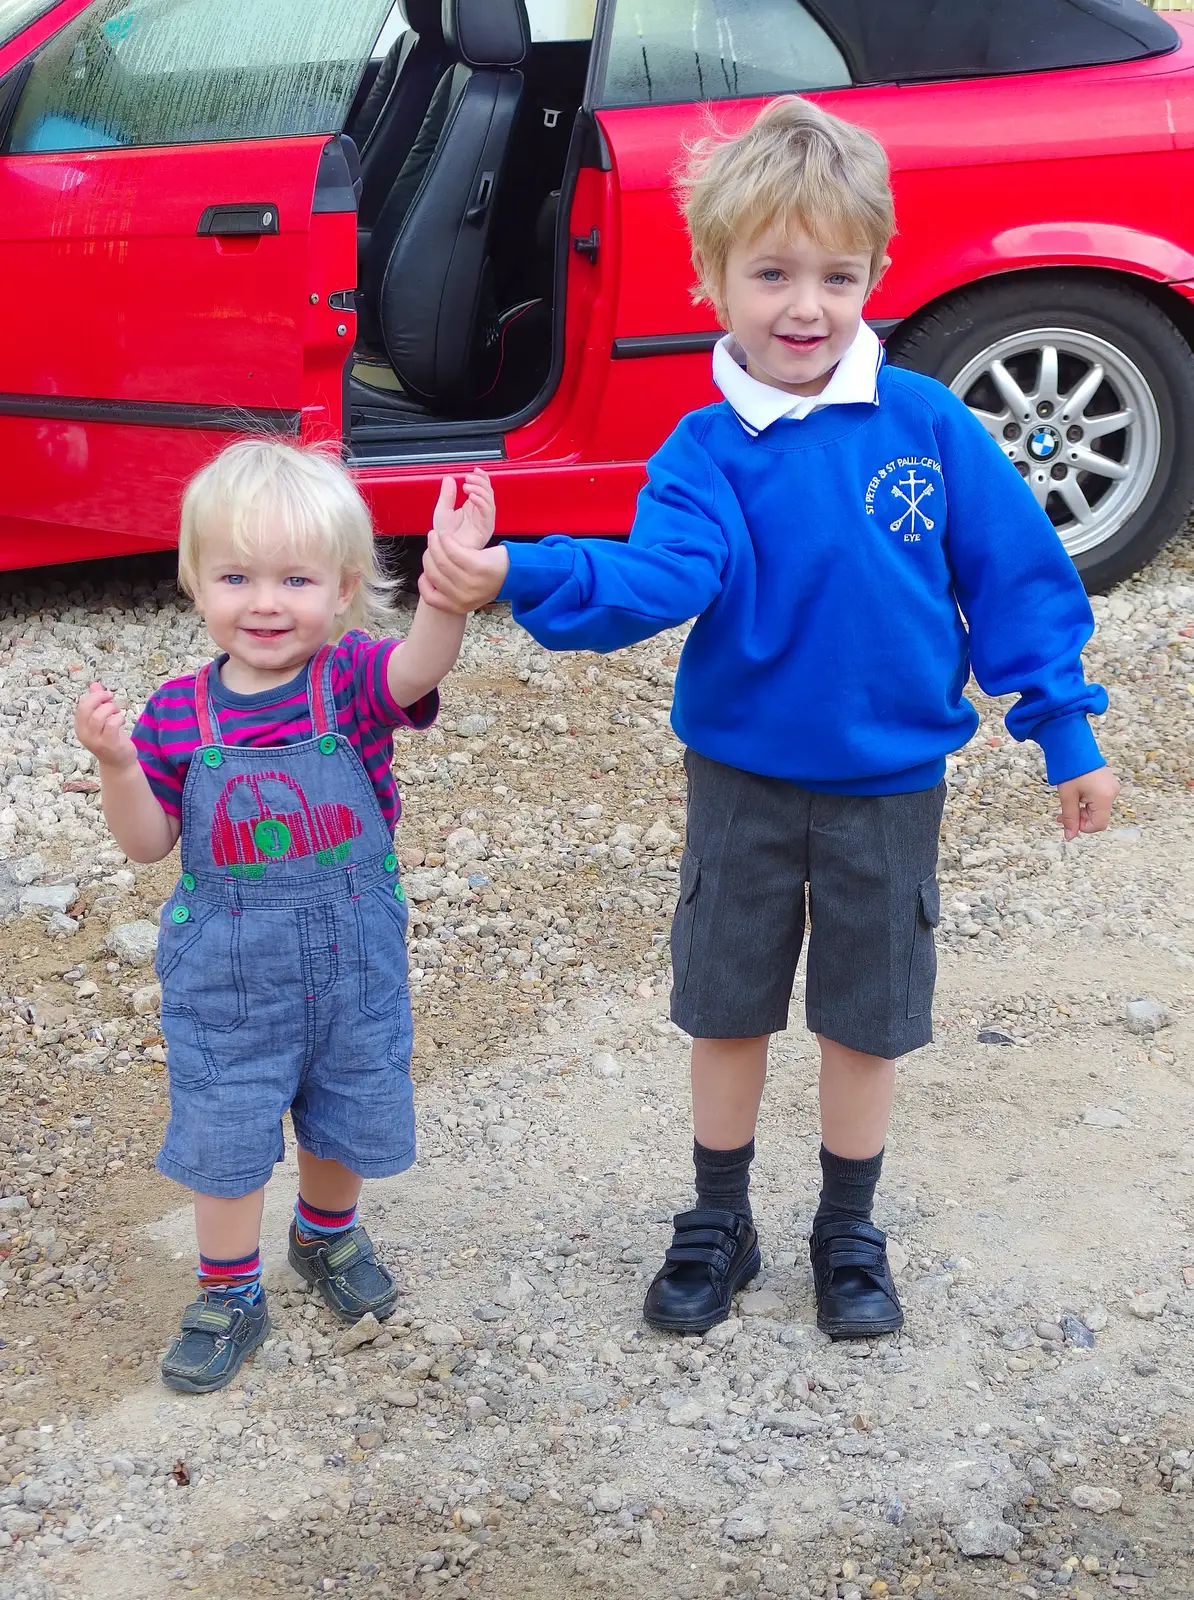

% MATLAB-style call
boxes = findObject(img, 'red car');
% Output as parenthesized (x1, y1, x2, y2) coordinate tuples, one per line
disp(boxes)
(210, 770, 364, 878)
(2, 0, 1193, 592)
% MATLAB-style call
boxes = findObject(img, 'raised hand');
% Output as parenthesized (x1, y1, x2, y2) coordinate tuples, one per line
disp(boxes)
(420, 523, 510, 615)
(75, 682, 138, 770)
(432, 469, 495, 552)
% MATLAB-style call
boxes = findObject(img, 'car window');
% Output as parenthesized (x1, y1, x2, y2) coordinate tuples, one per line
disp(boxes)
(601, 0, 851, 109)
(7, 0, 393, 152)
(371, 2, 406, 61)
(0, 0, 60, 48)
(527, 0, 598, 42)
(801, 0, 1178, 85)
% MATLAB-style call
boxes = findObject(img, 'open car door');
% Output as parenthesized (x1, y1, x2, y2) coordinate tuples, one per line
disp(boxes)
(0, 0, 389, 568)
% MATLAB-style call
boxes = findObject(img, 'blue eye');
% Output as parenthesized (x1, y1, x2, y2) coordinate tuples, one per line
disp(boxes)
(221, 574, 246, 585)
(284, 576, 310, 588)
(827, 273, 857, 287)
(759, 269, 784, 283)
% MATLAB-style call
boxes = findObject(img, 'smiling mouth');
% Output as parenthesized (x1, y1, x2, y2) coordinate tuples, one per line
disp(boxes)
(776, 333, 828, 350)
(243, 627, 291, 640)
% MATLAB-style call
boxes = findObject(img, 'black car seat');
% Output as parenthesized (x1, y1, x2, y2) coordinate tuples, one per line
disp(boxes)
(352, 0, 531, 417)
(347, 0, 452, 229)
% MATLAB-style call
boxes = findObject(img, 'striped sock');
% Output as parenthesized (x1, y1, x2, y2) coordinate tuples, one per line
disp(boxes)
(198, 1249, 263, 1304)
(295, 1195, 357, 1244)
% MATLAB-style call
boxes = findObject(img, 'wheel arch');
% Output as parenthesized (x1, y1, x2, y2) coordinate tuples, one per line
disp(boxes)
(884, 264, 1194, 354)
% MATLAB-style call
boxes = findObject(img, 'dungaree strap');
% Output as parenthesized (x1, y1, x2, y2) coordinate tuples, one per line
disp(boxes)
(308, 644, 336, 738)
(193, 663, 219, 746)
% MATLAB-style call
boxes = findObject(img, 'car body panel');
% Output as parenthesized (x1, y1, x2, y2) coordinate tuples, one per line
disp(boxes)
(1, 1, 1193, 563)
(0, 134, 354, 563)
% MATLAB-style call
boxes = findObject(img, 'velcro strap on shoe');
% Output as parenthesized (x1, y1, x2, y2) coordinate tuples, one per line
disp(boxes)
(812, 1220, 892, 1283)
(180, 1300, 238, 1335)
(665, 1243, 733, 1271)
(673, 1207, 745, 1238)
(323, 1226, 375, 1275)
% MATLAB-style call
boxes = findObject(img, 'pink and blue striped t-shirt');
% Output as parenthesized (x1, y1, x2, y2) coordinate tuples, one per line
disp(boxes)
(133, 630, 437, 835)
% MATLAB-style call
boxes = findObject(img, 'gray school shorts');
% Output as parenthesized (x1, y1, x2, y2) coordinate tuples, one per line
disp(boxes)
(670, 750, 946, 1059)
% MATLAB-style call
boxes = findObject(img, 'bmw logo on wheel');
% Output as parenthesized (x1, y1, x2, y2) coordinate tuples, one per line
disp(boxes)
(1027, 424, 1063, 463)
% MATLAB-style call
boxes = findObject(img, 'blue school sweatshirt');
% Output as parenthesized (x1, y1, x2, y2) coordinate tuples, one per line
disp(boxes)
(498, 366, 1108, 794)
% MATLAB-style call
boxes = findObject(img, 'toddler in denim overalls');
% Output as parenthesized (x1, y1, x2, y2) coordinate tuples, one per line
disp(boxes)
(75, 439, 494, 1393)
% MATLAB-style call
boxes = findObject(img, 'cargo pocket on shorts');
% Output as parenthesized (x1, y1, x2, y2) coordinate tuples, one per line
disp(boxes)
(354, 881, 411, 1022)
(907, 875, 940, 1020)
(670, 849, 702, 995)
(157, 902, 247, 1089)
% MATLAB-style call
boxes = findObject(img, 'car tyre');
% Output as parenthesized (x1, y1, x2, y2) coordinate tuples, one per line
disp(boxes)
(885, 277, 1194, 592)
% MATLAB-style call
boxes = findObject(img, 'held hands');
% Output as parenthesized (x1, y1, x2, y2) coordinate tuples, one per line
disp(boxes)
(75, 683, 138, 771)
(1056, 766, 1120, 841)
(419, 470, 509, 615)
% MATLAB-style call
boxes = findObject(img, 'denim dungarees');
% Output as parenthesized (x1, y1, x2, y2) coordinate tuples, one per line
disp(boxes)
(154, 644, 416, 1198)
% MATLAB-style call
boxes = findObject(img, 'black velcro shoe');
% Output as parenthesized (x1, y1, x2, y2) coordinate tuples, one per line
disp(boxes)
(160, 1291, 270, 1394)
(810, 1217, 904, 1340)
(642, 1208, 761, 1334)
(287, 1221, 399, 1323)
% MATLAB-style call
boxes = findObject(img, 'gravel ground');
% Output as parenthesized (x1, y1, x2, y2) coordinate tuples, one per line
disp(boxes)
(0, 523, 1192, 1600)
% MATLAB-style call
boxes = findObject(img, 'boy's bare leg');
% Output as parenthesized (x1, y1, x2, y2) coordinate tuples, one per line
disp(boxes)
(691, 1035, 769, 1148)
(817, 1036, 894, 1159)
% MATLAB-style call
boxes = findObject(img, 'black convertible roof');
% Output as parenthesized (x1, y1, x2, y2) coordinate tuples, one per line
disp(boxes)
(802, 0, 1179, 85)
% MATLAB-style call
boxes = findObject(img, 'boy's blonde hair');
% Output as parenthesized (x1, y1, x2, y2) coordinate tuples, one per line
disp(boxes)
(178, 438, 399, 638)
(677, 96, 895, 314)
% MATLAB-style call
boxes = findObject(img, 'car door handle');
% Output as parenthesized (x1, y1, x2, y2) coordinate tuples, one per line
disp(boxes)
(197, 203, 280, 237)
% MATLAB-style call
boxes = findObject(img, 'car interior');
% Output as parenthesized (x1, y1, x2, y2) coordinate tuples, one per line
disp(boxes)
(341, 0, 598, 457)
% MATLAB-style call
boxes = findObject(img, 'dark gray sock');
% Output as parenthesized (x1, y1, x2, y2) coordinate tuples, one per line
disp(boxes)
(814, 1144, 884, 1227)
(693, 1138, 755, 1222)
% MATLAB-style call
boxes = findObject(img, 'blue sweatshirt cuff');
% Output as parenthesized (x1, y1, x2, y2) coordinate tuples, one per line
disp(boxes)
(1033, 713, 1105, 786)
(498, 540, 574, 608)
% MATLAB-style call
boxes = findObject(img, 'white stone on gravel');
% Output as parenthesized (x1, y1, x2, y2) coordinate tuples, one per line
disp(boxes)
(131, 983, 161, 1016)
(667, 1400, 705, 1428)
(1128, 1287, 1169, 1319)
(723, 1504, 768, 1542)
(591, 1483, 623, 1514)
(20, 884, 77, 915)
(106, 920, 159, 964)
(1071, 1485, 1123, 1513)
(422, 1322, 463, 1346)
(1125, 997, 1172, 1034)
(954, 1516, 1022, 1557)
(591, 1051, 623, 1079)
(334, 1313, 385, 1354)
(738, 1287, 785, 1318)
(1082, 1107, 1132, 1128)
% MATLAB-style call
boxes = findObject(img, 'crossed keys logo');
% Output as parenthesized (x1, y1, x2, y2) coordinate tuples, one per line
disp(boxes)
(864, 456, 944, 543)
(889, 470, 935, 536)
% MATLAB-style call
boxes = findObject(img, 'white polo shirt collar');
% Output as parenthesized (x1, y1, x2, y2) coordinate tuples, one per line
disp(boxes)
(712, 321, 883, 436)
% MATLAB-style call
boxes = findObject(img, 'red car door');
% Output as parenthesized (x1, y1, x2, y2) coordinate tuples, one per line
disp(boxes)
(0, 0, 390, 568)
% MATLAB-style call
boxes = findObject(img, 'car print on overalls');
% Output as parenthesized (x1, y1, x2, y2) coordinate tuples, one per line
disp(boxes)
(210, 770, 363, 880)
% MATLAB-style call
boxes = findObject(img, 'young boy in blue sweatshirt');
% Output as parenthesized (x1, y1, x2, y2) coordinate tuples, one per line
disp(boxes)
(422, 97, 1120, 1340)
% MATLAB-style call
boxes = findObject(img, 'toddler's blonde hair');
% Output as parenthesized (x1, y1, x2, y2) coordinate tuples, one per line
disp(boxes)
(178, 438, 399, 637)
(677, 96, 895, 314)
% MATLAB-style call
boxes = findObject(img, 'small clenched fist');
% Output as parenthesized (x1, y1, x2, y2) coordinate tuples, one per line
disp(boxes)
(75, 682, 138, 769)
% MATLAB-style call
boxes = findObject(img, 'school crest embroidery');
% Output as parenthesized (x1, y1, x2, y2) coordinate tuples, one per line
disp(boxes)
(864, 456, 945, 543)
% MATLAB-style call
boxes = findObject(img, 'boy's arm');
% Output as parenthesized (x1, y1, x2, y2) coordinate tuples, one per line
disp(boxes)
(76, 685, 180, 863)
(934, 392, 1110, 786)
(424, 421, 730, 651)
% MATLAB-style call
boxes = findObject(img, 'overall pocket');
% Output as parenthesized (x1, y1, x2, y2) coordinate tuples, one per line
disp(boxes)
(353, 880, 411, 1022)
(906, 875, 940, 1020)
(158, 897, 248, 1089)
(670, 848, 702, 994)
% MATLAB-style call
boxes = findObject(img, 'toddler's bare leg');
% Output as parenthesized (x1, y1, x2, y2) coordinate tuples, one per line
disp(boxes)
(295, 1149, 364, 1213)
(193, 1188, 265, 1262)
